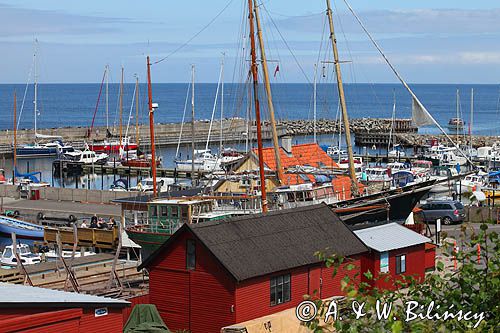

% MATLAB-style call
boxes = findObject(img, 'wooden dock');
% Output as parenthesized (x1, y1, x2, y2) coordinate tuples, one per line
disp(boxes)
(81, 163, 209, 178)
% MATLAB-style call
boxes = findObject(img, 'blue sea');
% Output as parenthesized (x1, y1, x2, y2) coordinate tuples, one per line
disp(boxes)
(0, 83, 499, 193)
(0, 83, 499, 135)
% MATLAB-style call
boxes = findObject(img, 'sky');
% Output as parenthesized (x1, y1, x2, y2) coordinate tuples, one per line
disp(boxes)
(1, 0, 500, 84)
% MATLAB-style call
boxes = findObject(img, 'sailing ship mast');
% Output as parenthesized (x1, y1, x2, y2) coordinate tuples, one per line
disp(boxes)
(33, 43, 38, 143)
(247, 0, 268, 212)
(191, 65, 196, 185)
(220, 53, 225, 154)
(146, 56, 158, 198)
(13, 91, 17, 181)
(119, 67, 124, 147)
(470, 88, 474, 150)
(253, 0, 284, 184)
(388, 89, 396, 153)
(135, 75, 140, 145)
(105, 65, 109, 131)
(326, 0, 359, 195)
(313, 63, 318, 143)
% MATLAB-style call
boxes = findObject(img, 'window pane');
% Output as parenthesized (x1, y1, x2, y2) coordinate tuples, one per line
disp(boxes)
(380, 252, 389, 273)
(401, 255, 406, 273)
(186, 240, 196, 270)
(270, 277, 276, 306)
(277, 285, 283, 304)
(396, 256, 401, 274)
(283, 275, 290, 302)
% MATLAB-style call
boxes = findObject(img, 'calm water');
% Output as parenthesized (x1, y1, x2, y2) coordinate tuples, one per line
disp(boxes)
(1, 83, 499, 135)
(0, 82, 498, 189)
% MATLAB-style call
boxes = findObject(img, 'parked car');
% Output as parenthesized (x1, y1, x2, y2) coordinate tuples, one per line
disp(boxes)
(418, 200, 466, 225)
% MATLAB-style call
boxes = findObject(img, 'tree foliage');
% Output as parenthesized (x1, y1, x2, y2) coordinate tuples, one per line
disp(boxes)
(305, 224, 499, 332)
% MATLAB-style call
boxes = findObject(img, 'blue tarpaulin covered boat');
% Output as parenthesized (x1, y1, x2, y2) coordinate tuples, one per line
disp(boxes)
(0, 216, 44, 240)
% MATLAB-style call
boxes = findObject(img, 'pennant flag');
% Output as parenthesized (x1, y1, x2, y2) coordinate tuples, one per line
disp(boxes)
(411, 97, 434, 127)
(273, 65, 280, 77)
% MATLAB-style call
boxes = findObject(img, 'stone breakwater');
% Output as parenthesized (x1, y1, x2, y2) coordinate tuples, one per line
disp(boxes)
(281, 118, 416, 136)
(397, 133, 500, 148)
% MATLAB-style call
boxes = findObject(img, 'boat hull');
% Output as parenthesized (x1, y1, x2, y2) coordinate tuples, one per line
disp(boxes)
(90, 143, 138, 153)
(15, 147, 58, 158)
(0, 216, 44, 240)
(121, 159, 161, 168)
(331, 180, 435, 224)
(126, 225, 173, 258)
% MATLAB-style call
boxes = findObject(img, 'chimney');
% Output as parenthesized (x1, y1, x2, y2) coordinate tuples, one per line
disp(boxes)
(281, 135, 293, 155)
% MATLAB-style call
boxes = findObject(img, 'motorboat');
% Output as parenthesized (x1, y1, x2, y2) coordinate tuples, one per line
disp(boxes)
(1, 243, 41, 266)
(363, 167, 392, 183)
(326, 146, 347, 160)
(61, 149, 108, 165)
(455, 172, 487, 194)
(175, 149, 221, 172)
(128, 177, 176, 193)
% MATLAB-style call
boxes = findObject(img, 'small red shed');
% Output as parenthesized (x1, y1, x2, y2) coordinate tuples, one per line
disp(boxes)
(139, 204, 369, 333)
(354, 222, 433, 291)
(0, 282, 130, 333)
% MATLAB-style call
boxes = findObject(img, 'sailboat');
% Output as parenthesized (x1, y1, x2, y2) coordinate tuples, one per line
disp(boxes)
(447, 89, 465, 131)
(387, 90, 405, 158)
(15, 42, 73, 158)
(88, 66, 138, 153)
(174, 65, 222, 172)
(120, 75, 162, 168)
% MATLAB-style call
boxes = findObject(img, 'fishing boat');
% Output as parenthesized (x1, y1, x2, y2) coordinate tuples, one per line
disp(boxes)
(1, 243, 41, 266)
(0, 215, 44, 240)
(126, 198, 232, 257)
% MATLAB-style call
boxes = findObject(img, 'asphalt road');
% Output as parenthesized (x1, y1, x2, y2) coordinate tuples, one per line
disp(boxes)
(0, 197, 121, 224)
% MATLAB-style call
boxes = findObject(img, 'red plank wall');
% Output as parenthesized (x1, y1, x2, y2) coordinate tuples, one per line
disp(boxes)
(234, 258, 361, 324)
(0, 307, 124, 333)
(363, 244, 426, 290)
(149, 230, 235, 333)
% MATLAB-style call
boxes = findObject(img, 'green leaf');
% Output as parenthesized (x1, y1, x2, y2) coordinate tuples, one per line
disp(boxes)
(391, 321, 403, 333)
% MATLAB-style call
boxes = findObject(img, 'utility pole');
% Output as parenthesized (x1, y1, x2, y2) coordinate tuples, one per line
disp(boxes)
(326, 0, 359, 196)
(248, 0, 268, 212)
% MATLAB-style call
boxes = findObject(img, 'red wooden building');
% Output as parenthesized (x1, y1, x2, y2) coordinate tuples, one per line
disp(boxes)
(354, 222, 433, 290)
(0, 282, 130, 333)
(139, 204, 369, 333)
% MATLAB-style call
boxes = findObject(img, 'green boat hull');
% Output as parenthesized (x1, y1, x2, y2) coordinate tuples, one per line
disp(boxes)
(126, 225, 174, 259)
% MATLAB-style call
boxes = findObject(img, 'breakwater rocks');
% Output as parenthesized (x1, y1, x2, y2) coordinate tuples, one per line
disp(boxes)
(397, 133, 500, 148)
(280, 118, 416, 136)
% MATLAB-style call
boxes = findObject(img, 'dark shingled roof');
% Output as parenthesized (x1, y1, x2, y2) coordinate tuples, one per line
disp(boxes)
(140, 203, 369, 282)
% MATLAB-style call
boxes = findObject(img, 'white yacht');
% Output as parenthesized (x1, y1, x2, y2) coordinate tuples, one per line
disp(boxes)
(175, 149, 221, 172)
(1, 244, 41, 266)
(63, 149, 108, 165)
